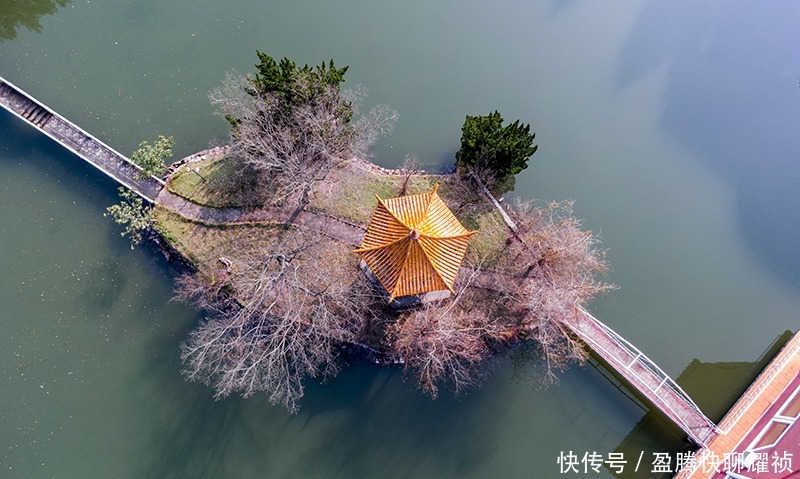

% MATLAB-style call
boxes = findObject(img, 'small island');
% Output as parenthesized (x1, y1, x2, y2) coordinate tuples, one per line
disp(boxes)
(109, 53, 613, 413)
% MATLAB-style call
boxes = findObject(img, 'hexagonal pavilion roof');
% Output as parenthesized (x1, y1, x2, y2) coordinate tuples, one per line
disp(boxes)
(354, 184, 476, 301)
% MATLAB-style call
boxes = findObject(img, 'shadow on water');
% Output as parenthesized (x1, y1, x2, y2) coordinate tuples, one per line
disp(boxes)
(549, 0, 583, 14)
(616, 1, 800, 290)
(0, 0, 69, 40)
(136, 310, 244, 479)
(75, 259, 130, 311)
(136, 325, 505, 478)
(293, 359, 503, 479)
(0, 107, 56, 157)
(610, 330, 792, 478)
(0, 108, 125, 205)
(112, 242, 243, 479)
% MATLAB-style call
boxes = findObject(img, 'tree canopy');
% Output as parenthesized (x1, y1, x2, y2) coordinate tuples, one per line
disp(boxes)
(131, 135, 173, 180)
(455, 111, 537, 192)
(210, 52, 396, 206)
(178, 231, 378, 413)
(105, 187, 155, 248)
(252, 51, 349, 107)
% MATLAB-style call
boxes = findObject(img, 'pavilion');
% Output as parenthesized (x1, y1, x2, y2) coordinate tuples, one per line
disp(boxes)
(353, 184, 476, 302)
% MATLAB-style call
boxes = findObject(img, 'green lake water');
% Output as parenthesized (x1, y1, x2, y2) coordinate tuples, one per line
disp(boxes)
(2, 1, 800, 477)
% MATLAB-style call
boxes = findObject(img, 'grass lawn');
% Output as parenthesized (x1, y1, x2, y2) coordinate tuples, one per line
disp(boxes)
(462, 208, 511, 268)
(167, 156, 254, 208)
(153, 206, 359, 296)
(161, 155, 513, 273)
(308, 161, 440, 225)
(153, 206, 284, 271)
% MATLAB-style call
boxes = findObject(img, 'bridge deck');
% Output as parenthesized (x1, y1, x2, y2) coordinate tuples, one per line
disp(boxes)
(565, 307, 718, 446)
(470, 173, 719, 447)
(0, 76, 163, 202)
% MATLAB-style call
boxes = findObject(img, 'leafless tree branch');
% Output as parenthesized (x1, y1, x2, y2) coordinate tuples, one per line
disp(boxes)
(178, 232, 379, 412)
(499, 199, 615, 383)
(210, 73, 397, 207)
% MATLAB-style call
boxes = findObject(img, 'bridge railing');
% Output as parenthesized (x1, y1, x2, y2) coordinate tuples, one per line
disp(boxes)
(0, 75, 165, 202)
(573, 306, 719, 446)
(471, 168, 718, 446)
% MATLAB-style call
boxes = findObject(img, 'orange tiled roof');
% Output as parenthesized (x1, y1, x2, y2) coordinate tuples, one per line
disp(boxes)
(354, 184, 476, 301)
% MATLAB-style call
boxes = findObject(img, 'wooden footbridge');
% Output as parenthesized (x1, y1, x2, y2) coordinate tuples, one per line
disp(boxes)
(565, 306, 719, 446)
(0, 75, 164, 202)
(2, 72, 719, 448)
(473, 175, 720, 447)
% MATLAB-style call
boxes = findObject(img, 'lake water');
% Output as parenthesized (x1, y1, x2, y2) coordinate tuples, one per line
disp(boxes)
(2, 1, 800, 477)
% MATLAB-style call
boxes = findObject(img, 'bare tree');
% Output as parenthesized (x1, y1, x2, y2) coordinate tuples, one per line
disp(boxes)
(209, 60, 397, 207)
(502, 199, 615, 383)
(389, 263, 510, 397)
(509, 200, 613, 300)
(392, 303, 489, 398)
(509, 281, 591, 384)
(440, 166, 496, 217)
(178, 232, 377, 412)
(398, 154, 419, 196)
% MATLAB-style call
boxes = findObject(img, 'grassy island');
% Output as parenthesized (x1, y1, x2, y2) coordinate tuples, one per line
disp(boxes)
(112, 53, 613, 412)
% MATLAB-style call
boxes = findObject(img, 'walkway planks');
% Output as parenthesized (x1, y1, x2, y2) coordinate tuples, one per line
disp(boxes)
(675, 332, 800, 477)
(0, 75, 164, 202)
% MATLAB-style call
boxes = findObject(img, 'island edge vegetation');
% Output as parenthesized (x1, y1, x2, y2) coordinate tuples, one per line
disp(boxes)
(107, 52, 613, 413)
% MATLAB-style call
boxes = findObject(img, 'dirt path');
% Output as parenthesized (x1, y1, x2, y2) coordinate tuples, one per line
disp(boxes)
(155, 188, 366, 246)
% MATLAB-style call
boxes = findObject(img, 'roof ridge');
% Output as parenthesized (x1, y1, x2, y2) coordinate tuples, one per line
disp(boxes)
(418, 183, 440, 229)
(390, 238, 450, 301)
(374, 193, 409, 228)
